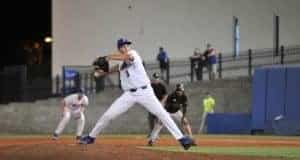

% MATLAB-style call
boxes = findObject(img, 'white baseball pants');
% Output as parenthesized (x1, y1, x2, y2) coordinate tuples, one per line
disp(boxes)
(149, 110, 184, 141)
(54, 111, 85, 137)
(89, 86, 184, 140)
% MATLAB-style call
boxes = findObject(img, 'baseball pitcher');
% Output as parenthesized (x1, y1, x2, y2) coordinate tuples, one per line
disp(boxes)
(80, 38, 193, 150)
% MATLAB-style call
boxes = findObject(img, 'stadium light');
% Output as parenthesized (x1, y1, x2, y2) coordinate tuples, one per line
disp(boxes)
(44, 36, 52, 43)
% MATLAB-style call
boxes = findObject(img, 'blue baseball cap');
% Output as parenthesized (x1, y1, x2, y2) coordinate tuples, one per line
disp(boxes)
(77, 88, 85, 94)
(117, 38, 132, 49)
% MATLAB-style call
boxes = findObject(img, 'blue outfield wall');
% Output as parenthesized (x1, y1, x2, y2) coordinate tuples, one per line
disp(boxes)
(264, 67, 286, 132)
(265, 67, 286, 121)
(251, 68, 268, 131)
(251, 66, 300, 135)
(285, 67, 300, 120)
(207, 113, 251, 134)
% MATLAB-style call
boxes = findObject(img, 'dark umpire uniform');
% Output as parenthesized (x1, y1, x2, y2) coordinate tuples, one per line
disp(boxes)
(148, 83, 196, 145)
(165, 89, 188, 118)
(148, 73, 168, 134)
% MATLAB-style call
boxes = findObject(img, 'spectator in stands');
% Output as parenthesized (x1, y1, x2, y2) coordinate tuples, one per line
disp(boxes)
(191, 48, 205, 81)
(156, 47, 169, 80)
(193, 48, 201, 57)
(203, 43, 217, 80)
(199, 91, 215, 133)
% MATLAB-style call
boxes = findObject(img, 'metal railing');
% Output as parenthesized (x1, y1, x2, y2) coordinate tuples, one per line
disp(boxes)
(151, 45, 300, 82)
(52, 45, 300, 96)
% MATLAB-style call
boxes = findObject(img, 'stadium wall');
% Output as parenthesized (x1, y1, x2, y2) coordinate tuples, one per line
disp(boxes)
(0, 78, 251, 134)
(52, 0, 300, 76)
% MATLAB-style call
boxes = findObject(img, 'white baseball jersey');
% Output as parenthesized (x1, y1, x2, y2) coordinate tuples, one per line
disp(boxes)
(119, 49, 150, 91)
(63, 94, 89, 111)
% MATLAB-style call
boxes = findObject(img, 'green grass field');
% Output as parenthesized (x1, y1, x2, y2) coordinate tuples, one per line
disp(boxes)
(142, 146, 300, 160)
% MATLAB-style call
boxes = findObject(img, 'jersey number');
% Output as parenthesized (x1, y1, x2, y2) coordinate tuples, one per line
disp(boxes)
(125, 70, 130, 77)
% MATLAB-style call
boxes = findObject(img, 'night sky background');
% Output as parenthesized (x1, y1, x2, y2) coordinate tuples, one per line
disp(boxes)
(2, 0, 51, 69)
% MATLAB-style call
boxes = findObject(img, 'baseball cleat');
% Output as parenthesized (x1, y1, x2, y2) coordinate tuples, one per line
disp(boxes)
(147, 140, 154, 146)
(52, 133, 59, 140)
(79, 135, 95, 144)
(178, 136, 193, 150)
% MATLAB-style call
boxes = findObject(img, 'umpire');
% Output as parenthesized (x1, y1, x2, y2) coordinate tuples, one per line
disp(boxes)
(148, 83, 196, 146)
(147, 72, 168, 136)
(165, 84, 194, 139)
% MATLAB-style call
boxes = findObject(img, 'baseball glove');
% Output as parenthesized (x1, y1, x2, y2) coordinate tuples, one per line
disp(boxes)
(93, 56, 109, 72)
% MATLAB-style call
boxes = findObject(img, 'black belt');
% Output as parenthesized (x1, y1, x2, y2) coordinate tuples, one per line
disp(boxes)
(129, 85, 147, 92)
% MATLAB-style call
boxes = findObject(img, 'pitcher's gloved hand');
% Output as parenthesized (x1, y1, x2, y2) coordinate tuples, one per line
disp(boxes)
(93, 56, 109, 72)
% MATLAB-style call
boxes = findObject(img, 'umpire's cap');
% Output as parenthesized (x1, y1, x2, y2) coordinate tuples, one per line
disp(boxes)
(152, 72, 160, 80)
(175, 83, 184, 91)
(117, 38, 132, 49)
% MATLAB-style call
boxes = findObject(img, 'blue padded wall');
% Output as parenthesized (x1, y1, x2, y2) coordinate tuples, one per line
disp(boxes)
(251, 66, 300, 134)
(273, 117, 300, 136)
(251, 68, 267, 130)
(285, 67, 300, 119)
(207, 113, 251, 134)
(265, 67, 286, 121)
